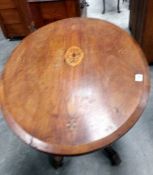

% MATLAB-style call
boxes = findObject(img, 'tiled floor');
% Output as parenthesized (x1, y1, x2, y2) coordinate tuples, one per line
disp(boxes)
(1, 1, 153, 175)
(87, 0, 130, 30)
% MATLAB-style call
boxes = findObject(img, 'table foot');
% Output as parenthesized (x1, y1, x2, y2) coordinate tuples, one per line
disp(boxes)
(103, 146, 121, 166)
(49, 155, 64, 169)
(102, 10, 105, 14)
(117, 10, 121, 13)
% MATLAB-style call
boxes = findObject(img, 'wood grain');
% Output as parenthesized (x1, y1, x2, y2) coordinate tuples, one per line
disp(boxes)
(0, 0, 15, 9)
(1, 18, 150, 155)
(0, 0, 32, 38)
(28, 0, 83, 28)
(130, 0, 153, 63)
(0, 9, 21, 24)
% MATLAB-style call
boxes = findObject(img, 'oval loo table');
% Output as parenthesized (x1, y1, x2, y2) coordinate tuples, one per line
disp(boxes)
(0, 18, 150, 169)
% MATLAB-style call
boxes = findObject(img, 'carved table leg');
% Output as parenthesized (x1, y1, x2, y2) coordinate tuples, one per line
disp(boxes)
(49, 155, 64, 169)
(80, 0, 89, 9)
(103, 146, 121, 166)
(102, 0, 106, 14)
(117, 0, 121, 13)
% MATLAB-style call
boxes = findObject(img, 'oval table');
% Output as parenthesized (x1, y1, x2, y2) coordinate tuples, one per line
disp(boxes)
(0, 18, 150, 168)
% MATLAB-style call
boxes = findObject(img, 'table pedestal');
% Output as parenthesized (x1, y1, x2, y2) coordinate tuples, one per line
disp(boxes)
(103, 146, 121, 166)
(49, 155, 64, 169)
(50, 146, 121, 169)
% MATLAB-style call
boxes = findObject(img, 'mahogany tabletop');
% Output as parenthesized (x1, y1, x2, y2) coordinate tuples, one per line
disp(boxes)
(0, 18, 150, 155)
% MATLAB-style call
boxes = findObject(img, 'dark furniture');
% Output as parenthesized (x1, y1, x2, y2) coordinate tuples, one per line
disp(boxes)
(129, 0, 153, 63)
(0, 18, 150, 169)
(0, 0, 87, 39)
(28, 0, 88, 29)
(0, 0, 32, 39)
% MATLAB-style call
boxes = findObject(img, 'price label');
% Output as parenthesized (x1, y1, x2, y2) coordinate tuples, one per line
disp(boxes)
(135, 74, 143, 82)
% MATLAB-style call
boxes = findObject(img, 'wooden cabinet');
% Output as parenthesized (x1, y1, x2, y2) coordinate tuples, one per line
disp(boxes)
(28, 0, 85, 29)
(129, 0, 153, 63)
(0, 0, 32, 38)
(0, 0, 86, 39)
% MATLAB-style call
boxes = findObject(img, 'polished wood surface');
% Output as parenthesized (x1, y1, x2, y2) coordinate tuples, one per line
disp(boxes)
(0, 18, 150, 155)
